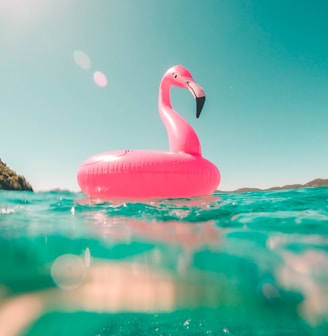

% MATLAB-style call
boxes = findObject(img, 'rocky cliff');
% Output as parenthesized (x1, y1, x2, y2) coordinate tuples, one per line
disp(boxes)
(0, 159, 33, 191)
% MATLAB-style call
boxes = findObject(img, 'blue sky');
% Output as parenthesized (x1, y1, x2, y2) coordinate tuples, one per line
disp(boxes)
(1, 0, 327, 191)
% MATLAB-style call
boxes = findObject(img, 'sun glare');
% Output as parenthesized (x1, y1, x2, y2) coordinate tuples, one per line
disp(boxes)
(0, 0, 40, 20)
(0, 0, 73, 22)
(0, 0, 28, 20)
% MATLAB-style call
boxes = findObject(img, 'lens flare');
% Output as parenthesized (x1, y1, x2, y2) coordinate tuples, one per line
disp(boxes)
(93, 71, 108, 88)
(73, 50, 91, 70)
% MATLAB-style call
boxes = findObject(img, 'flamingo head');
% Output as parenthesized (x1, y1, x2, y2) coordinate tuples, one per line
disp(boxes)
(166, 65, 206, 118)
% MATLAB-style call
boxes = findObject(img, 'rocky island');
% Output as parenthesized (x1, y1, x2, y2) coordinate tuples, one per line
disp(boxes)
(0, 159, 33, 191)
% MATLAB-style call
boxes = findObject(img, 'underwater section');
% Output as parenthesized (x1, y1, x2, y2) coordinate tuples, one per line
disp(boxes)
(0, 188, 328, 335)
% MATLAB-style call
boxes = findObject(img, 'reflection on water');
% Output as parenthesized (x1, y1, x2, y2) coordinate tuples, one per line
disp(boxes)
(277, 249, 328, 326)
(0, 189, 328, 335)
(0, 249, 225, 335)
(90, 214, 221, 252)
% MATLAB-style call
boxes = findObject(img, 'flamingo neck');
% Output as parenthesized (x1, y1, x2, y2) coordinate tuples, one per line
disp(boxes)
(158, 77, 202, 155)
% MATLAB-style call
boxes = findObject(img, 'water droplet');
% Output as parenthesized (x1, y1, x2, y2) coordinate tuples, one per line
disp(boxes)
(51, 254, 87, 290)
(183, 319, 191, 327)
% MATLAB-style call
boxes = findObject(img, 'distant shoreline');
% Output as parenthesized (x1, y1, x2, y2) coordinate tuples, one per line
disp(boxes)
(219, 178, 328, 193)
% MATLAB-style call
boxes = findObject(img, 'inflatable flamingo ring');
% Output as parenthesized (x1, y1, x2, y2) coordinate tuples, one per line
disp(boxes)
(77, 65, 220, 199)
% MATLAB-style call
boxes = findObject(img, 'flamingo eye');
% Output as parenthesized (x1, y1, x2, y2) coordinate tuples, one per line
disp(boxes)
(172, 73, 178, 79)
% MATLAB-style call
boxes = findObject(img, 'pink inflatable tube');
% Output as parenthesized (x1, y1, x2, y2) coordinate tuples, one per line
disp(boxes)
(77, 65, 220, 199)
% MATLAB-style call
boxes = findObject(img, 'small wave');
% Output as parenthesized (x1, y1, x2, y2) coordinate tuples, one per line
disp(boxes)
(0, 208, 15, 215)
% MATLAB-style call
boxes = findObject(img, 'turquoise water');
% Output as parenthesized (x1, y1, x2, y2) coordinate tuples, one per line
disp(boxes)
(0, 188, 328, 335)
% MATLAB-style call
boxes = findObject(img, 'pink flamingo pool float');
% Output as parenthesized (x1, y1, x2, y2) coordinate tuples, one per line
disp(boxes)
(77, 65, 220, 199)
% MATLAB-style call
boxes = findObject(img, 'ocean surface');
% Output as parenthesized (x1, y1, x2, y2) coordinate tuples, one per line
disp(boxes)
(0, 187, 328, 336)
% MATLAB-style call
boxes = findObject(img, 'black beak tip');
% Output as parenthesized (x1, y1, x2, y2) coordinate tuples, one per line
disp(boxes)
(196, 96, 206, 118)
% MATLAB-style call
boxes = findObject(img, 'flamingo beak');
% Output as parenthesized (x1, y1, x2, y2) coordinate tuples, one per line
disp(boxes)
(186, 80, 206, 118)
(196, 96, 206, 119)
